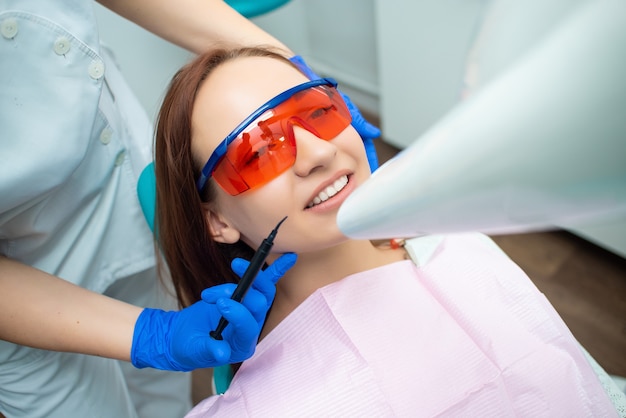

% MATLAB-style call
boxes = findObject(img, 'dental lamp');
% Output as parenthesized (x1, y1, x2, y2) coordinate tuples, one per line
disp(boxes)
(337, 0, 626, 240)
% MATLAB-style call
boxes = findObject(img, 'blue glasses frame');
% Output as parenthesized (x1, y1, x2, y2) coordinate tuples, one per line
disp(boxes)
(196, 77, 338, 193)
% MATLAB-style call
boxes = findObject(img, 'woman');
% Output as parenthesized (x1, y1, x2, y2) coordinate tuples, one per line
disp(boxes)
(155, 47, 618, 416)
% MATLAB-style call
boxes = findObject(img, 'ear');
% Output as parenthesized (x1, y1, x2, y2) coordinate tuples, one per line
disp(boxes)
(206, 210, 241, 244)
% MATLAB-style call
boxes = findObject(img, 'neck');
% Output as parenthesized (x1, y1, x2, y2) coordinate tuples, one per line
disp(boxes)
(260, 239, 407, 339)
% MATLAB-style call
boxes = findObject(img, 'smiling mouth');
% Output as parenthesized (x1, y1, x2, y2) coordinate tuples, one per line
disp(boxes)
(306, 175, 349, 208)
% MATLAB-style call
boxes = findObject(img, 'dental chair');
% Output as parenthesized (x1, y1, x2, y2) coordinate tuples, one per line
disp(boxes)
(223, 0, 291, 18)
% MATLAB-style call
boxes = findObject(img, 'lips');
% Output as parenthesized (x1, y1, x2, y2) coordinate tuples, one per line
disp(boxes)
(306, 175, 349, 208)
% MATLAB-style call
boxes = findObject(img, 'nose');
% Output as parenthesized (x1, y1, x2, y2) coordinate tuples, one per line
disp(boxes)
(291, 126, 337, 177)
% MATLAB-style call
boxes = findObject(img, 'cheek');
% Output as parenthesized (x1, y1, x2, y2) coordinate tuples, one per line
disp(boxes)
(338, 129, 371, 173)
(218, 185, 291, 244)
(213, 188, 236, 214)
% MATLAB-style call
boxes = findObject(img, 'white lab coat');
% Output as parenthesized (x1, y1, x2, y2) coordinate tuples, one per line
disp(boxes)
(0, 1, 191, 416)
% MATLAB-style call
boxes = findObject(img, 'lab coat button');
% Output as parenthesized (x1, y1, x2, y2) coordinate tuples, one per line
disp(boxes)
(1, 18, 18, 39)
(99, 128, 112, 145)
(88, 60, 105, 80)
(115, 150, 126, 166)
(53, 36, 71, 55)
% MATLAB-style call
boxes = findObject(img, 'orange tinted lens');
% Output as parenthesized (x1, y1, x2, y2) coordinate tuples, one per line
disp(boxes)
(287, 85, 352, 139)
(214, 128, 296, 195)
(213, 85, 351, 195)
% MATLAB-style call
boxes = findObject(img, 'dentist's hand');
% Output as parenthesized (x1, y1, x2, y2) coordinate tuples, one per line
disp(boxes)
(289, 55, 380, 171)
(131, 252, 297, 371)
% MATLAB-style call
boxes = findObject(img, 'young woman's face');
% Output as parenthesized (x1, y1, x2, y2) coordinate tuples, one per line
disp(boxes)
(191, 56, 371, 254)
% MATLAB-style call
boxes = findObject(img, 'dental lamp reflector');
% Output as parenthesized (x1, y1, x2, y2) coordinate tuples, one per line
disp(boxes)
(338, 0, 626, 240)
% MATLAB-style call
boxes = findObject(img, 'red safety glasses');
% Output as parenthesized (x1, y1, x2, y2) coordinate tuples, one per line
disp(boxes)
(196, 78, 351, 196)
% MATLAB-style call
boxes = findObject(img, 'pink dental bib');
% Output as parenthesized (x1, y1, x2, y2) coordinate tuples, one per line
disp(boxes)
(187, 233, 617, 417)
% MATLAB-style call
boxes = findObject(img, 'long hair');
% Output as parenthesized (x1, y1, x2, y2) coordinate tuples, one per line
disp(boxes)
(154, 46, 296, 307)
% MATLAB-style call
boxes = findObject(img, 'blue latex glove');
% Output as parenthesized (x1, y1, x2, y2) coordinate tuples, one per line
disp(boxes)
(289, 55, 380, 171)
(131, 252, 297, 371)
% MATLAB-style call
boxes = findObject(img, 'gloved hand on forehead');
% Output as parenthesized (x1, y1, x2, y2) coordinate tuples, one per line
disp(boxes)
(289, 55, 380, 172)
(131, 252, 297, 371)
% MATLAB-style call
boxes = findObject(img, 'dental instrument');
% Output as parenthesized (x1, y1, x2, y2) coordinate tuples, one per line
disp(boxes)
(210, 216, 288, 340)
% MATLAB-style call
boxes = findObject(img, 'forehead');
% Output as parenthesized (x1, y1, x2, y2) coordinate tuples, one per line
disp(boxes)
(191, 56, 309, 151)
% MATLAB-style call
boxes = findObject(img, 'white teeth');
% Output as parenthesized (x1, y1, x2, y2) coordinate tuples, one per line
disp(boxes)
(307, 175, 349, 208)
